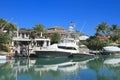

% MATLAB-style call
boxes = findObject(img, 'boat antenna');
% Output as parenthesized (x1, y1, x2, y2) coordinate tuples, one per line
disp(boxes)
(67, 21, 75, 38)
(80, 22, 86, 33)
(69, 21, 75, 31)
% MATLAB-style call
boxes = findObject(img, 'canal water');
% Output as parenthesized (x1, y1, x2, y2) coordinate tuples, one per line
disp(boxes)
(0, 55, 120, 80)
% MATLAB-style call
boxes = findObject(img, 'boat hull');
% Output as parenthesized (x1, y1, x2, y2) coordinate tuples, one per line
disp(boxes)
(103, 46, 120, 53)
(34, 51, 72, 58)
(0, 56, 7, 59)
(34, 50, 94, 58)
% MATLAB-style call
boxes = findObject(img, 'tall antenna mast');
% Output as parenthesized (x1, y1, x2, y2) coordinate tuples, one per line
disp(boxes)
(69, 21, 75, 31)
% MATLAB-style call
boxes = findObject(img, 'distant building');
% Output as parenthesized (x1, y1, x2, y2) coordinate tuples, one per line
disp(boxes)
(17, 29, 30, 39)
(96, 35, 108, 40)
(46, 26, 68, 38)
(46, 26, 83, 42)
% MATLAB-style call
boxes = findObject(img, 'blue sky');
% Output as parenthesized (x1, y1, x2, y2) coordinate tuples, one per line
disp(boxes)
(0, 0, 120, 36)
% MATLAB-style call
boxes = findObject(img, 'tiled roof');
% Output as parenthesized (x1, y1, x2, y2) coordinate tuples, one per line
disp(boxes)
(19, 30, 29, 33)
(46, 30, 67, 34)
(46, 26, 67, 35)
(48, 26, 66, 30)
(96, 35, 108, 40)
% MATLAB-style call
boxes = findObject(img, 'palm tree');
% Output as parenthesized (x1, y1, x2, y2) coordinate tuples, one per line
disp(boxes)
(95, 22, 109, 36)
(0, 18, 18, 51)
(110, 25, 120, 43)
(29, 29, 36, 39)
(33, 24, 45, 32)
(4, 23, 17, 36)
(0, 18, 8, 31)
(110, 24, 118, 34)
(32, 24, 45, 38)
(0, 18, 17, 36)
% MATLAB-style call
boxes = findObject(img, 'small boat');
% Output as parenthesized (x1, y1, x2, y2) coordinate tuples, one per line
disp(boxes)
(103, 46, 120, 53)
(0, 55, 7, 59)
(0, 55, 12, 60)
(34, 38, 79, 58)
(0, 51, 12, 60)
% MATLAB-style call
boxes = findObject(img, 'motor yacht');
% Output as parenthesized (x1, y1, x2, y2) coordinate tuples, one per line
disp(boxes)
(34, 38, 79, 58)
(103, 45, 120, 53)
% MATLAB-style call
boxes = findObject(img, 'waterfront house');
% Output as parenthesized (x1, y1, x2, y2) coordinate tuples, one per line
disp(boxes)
(11, 29, 50, 54)
(46, 26, 82, 41)
(96, 35, 108, 40)
(46, 26, 68, 38)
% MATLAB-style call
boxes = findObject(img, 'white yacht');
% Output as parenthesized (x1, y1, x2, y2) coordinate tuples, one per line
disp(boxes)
(34, 38, 79, 58)
(103, 46, 120, 53)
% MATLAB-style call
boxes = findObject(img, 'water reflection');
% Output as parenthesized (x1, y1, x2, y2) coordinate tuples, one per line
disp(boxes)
(1, 56, 120, 80)
(104, 57, 120, 67)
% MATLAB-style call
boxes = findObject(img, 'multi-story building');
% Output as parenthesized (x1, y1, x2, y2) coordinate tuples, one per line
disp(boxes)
(46, 26, 68, 38)
(11, 29, 50, 54)
(46, 26, 82, 42)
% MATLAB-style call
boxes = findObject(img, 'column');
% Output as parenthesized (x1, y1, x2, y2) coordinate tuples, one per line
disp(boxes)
(40, 32, 43, 37)
(12, 41, 14, 46)
(43, 41, 47, 47)
(48, 40, 50, 46)
(20, 33, 22, 38)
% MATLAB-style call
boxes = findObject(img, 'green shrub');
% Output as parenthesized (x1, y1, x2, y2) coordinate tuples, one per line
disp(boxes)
(85, 38, 108, 50)
(0, 44, 10, 52)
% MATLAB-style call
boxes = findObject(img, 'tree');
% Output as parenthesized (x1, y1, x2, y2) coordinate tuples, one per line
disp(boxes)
(0, 32, 12, 52)
(84, 36, 108, 51)
(0, 32, 12, 44)
(50, 32, 61, 44)
(83, 22, 120, 51)
(29, 29, 36, 39)
(0, 18, 18, 52)
(111, 24, 118, 30)
(110, 28, 120, 43)
(4, 23, 17, 36)
(0, 18, 8, 28)
(31, 24, 45, 38)
(0, 18, 17, 37)
(109, 24, 118, 34)
(20, 28, 28, 30)
(95, 22, 109, 36)
(33, 24, 45, 33)
(0, 18, 8, 31)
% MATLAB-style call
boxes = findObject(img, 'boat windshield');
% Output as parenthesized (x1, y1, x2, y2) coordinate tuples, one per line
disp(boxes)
(58, 46, 76, 50)
(60, 38, 75, 43)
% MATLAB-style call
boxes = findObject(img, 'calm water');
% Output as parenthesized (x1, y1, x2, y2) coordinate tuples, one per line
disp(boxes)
(0, 56, 120, 80)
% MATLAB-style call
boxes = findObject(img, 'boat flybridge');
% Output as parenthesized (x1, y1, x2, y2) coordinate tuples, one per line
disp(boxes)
(57, 38, 79, 53)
